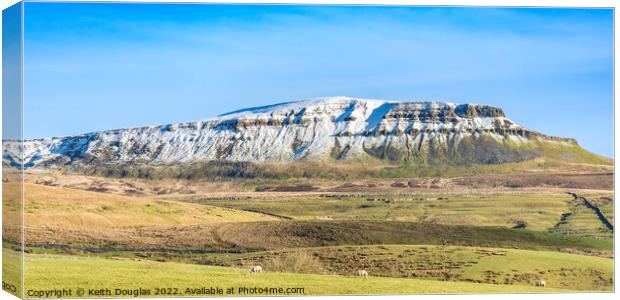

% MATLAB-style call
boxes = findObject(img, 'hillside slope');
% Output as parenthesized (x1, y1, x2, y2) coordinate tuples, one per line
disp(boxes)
(4, 183, 277, 231)
(3, 97, 609, 170)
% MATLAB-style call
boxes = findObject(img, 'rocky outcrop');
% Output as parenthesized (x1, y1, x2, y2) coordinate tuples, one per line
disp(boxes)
(3, 96, 580, 169)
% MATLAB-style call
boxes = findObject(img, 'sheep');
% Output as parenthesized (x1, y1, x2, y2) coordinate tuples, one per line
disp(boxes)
(356, 270, 369, 278)
(250, 265, 263, 273)
(535, 280, 546, 287)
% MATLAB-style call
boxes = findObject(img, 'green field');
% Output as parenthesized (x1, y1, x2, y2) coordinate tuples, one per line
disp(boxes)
(2, 249, 22, 298)
(78, 245, 610, 291)
(198, 193, 593, 231)
(550, 204, 613, 239)
(12, 251, 569, 296)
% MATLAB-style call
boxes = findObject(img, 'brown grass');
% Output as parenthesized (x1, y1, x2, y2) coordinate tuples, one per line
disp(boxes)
(5, 183, 278, 232)
(19, 221, 611, 258)
(453, 172, 613, 190)
(261, 250, 326, 274)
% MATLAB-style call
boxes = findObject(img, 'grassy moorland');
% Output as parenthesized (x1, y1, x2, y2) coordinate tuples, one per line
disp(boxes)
(35, 244, 609, 291)
(198, 193, 574, 230)
(187, 245, 613, 291)
(7, 183, 277, 230)
(2, 156, 613, 296)
(17, 220, 611, 255)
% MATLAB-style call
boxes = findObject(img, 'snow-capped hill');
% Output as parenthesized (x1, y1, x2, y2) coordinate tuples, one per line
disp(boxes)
(4, 97, 579, 169)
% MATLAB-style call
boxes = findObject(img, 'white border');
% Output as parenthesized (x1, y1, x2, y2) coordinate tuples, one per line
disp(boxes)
(0, 1, 617, 300)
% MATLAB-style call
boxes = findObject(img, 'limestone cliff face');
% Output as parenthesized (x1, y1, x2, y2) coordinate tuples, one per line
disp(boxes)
(4, 96, 578, 169)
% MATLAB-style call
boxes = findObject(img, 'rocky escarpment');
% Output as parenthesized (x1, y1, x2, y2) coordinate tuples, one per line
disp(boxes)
(3, 96, 585, 169)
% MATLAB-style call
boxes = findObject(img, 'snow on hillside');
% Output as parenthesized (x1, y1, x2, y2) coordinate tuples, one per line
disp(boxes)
(3, 97, 572, 169)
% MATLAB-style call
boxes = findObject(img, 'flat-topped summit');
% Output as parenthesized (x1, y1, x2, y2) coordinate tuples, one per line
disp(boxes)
(209, 97, 548, 141)
(3, 96, 599, 170)
(218, 96, 505, 119)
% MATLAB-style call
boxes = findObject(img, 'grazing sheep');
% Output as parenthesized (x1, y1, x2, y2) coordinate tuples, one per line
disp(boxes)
(356, 270, 369, 278)
(250, 266, 263, 273)
(535, 280, 546, 287)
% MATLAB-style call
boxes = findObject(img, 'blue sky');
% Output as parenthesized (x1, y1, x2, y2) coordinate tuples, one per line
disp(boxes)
(21, 3, 613, 157)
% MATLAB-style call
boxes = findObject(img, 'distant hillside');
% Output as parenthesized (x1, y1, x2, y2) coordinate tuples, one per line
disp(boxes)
(3, 97, 610, 174)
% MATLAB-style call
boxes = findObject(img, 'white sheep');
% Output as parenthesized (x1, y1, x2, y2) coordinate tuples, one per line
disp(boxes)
(250, 265, 263, 273)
